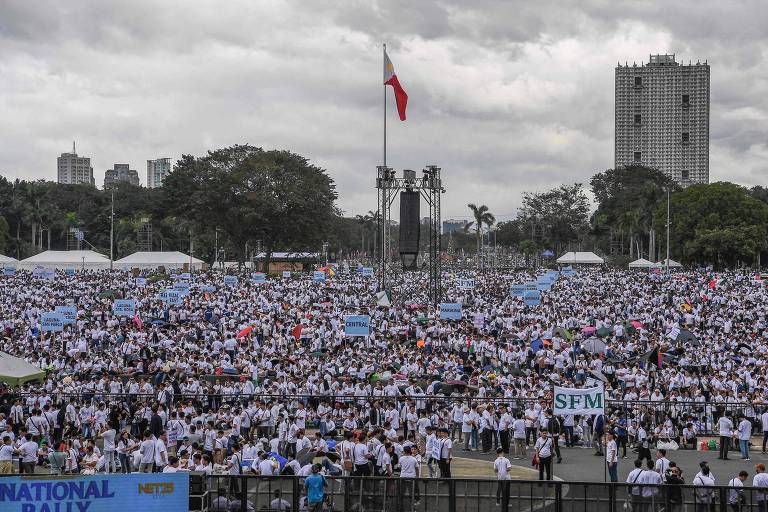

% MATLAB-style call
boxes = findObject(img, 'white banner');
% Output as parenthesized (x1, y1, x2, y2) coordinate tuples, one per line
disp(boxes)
(553, 385, 605, 416)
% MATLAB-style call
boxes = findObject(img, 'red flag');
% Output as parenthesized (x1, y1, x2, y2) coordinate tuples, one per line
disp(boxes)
(657, 350, 663, 369)
(133, 314, 142, 329)
(384, 50, 408, 121)
(237, 326, 253, 338)
(291, 324, 303, 340)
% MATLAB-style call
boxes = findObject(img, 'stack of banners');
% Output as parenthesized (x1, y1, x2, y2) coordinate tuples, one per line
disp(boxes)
(112, 299, 137, 317)
(344, 315, 371, 337)
(55, 305, 77, 325)
(439, 302, 462, 320)
(223, 275, 238, 287)
(457, 278, 475, 290)
(553, 385, 605, 416)
(0, 473, 189, 512)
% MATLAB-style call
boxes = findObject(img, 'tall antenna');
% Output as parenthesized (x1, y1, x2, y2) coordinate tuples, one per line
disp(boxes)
(72, 140, 76, 154)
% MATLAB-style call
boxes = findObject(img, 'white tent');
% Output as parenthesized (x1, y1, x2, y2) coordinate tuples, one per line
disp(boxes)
(0, 254, 18, 264)
(115, 251, 205, 270)
(17, 250, 110, 270)
(556, 251, 604, 265)
(0, 352, 46, 386)
(657, 258, 683, 268)
(628, 258, 655, 269)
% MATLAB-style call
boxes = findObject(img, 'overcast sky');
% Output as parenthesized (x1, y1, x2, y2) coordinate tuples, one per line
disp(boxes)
(1, 1, 766, 220)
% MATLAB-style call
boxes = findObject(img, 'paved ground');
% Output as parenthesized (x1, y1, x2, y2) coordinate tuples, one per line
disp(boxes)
(453, 437, 768, 482)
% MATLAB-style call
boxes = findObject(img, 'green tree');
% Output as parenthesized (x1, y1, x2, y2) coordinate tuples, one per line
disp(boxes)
(0, 215, 9, 254)
(516, 183, 590, 255)
(652, 182, 768, 268)
(464, 204, 495, 259)
(163, 145, 339, 269)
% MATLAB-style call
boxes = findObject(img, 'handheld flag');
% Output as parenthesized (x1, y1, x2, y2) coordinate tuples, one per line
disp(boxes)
(384, 50, 408, 121)
(133, 314, 142, 330)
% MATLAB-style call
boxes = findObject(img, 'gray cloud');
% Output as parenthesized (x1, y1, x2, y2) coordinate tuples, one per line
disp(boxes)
(0, 0, 766, 219)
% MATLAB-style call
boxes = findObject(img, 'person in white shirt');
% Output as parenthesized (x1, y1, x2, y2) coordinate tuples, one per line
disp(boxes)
(494, 448, 512, 505)
(605, 432, 618, 482)
(693, 462, 716, 508)
(626, 459, 644, 509)
(753, 463, 768, 511)
(534, 429, 553, 481)
(98, 422, 117, 474)
(728, 470, 748, 509)
(18, 434, 38, 474)
(155, 431, 169, 472)
(139, 431, 156, 473)
(0, 437, 14, 474)
(637, 459, 663, 504)
(737, 414, 752, 460)
(717, 414, 734, 460)
(654, 449, 670, 476)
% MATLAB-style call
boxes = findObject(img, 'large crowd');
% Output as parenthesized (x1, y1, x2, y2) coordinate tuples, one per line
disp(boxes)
(1, 265, 768, 489)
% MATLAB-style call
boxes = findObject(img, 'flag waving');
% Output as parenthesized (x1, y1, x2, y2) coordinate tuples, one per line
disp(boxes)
(384, 49, 408, 121)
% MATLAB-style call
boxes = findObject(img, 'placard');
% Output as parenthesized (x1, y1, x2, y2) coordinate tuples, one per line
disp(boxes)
(251, 272, 266, 283)
(282, 271, 292, 278)
(523, 290, 541, 306)
(55, 306, 77, 325)
(64, 268, 75, 276)
(524, 281, 537, 291)
(457, 278, 475, 290)
(473, 313, 485, 328)
(200, 284, 216, 293)
(223, 275, 238, 287)
(510, 284, 526, 297)
(159, 289, 183, 305)
(3, 267, 15, 276)
(180, 272, 191, 280)
(359, 267, 374, 277)
(313, 271, 326, 282)
(344, 315, 371, 337)
(41, 312, 65, 332)
(112, 299, 137, 316)
(439, 303, 462, 320)
(135, 277, 147, 287)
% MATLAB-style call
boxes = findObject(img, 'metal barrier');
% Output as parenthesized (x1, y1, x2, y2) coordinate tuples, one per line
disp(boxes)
(196, 475, 768, 512)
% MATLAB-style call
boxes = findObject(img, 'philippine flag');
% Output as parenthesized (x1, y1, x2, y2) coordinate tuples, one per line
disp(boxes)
(384, 50, 408, 121)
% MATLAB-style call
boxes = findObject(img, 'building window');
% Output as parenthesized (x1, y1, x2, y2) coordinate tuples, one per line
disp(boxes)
(633, 152, 642, 162)
(681, 169, 689, 179)
(634, 77, 642, 86)
(634, 114, 641, 124)
(682, 132, 690, 143)
(682, 94, 689, 104)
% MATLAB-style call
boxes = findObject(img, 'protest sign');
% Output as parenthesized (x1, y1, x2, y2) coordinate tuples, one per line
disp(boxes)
(41, 312, 65, 332)
(112, 299, 137, 316)
(439, 303, 462, 320)
(553, 386, 605, 416)
(344, 315, 370, 337)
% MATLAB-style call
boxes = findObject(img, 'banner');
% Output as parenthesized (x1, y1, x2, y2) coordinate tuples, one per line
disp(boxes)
(40, 312, 65, 332)
(523, 290, 541, 306)
(251, 272, 266, 284)
(159, 290, 183, 305)
(3, 267, 15, 276)
(0, 473, 189, 512)
(553, 385, 605, 416)
(510, 284, 526, 297)
(200, 284, 216, 293)
(473, 313, 485, 328)
(313, 271, 326, 282)
(64, 268, 75, 276)
(134, 277, 147, 287)
(457, 278, 475, 290)
(33, 268, 55, 280)
(537, 282, 551, 291)
(524, 281, 537, 291)
(223, 275, 238, 287)
(359, 267, 374, 277)
(344, 315, 370, 337)
(112, 299, 136, 317)
(282, 271, 291, 278)
(180, 272, 191, 280)
(55, 306, 77, 325)
(439, 303, 462, 320)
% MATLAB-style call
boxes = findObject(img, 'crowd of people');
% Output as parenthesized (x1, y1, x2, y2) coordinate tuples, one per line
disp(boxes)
(0, 264, 767, 498)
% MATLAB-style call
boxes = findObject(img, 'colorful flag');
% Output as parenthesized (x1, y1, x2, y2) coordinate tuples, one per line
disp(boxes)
(291, 324, 303, 340)
(384, 50, 408, 121)
(133, 314, 142, 329)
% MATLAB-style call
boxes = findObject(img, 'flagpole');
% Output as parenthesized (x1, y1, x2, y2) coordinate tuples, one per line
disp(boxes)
(383, 43, 387, 168)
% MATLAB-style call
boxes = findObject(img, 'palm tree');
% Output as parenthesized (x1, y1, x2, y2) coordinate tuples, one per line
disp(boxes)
(465, 203, 496, 260)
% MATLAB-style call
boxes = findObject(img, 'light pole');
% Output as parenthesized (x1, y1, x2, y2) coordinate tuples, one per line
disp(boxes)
(109, 190, 114, 270)
(665, 187, 671, 273)
(322, 241, 329, 267)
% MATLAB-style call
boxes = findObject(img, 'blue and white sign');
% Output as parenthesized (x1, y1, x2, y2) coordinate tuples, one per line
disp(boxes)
(537, 275, 554, 285)
(524, 281, 538, 291)
(40, 312, 65, 332)
(344, 315, 371, 337)
(159, 289, 183, 305)
(172, 281, 190, 295)
(359, 267, 374, 277)
(200, 284, 216, 293)
(561, 266, 576, 276)
(313, 271, 326, 282)
(33, 267, 55, 280)
(135, 277, 147, 287)
(223, 275, 238, 287)
(537, 282, 552, 291)
(282, 271, 292, 278)
(55, 306, 77, 325)
(180, 272, 191, 280)
(510, 284, 526, 297)
(439, 302, 462, 320)
(251, 272, 266, 284)
(3, 267, 15, 276)
(0, 473, 189, 512)
(457, 278, 475, 290)
(64, 268, 75, 276)
(523, 290, 542, 306)
(112, 299, 137, 316)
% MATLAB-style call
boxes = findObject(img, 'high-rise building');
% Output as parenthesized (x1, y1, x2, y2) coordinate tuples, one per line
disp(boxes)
(104, 163, 140, 188)
(615, 54, 710, 185)
(442, 219, 466, 234)
(147, 158, 172, 188)
(57, 142, 94, 185)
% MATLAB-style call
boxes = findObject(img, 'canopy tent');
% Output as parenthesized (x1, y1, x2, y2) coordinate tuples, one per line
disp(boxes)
(556, 251, 604, 265)
(657, 258, 683, 268)
(0, 351, 46, 386)
(115, 251, 205, 270)
(628, 258, 655, 269)
(17, 250, 110, 270)
(0, 254, 18, 264)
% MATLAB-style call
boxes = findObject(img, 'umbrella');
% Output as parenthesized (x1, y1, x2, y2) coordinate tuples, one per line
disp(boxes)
(590, 369, 609, 383)
(98, 290, 116, 299)
(737, 343, 752, 355)
(596, 327, 611, 338)
(631, 320, 643, 329)
(676, 329, 698, 346)
(582, 337, 606, 354)
(151, 320, 167, 326)
(531, 339, 543, 352)
(541, 250, 555, 257)
(553, 327, 573, 341)
(581, 326, 596, 335)
(237, 326, 253, 338)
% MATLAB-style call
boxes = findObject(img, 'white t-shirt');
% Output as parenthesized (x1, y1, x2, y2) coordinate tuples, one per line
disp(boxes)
(494, 457, 512, 480)
(140, 439, 155, 464)
(399, 455, 418, 477)
(718, 417, 733, 436)
(534, 437, 553, 458)
(0, 444, 14, 461)
(102, 430, 116, 451)
(512, 419, 526, 439)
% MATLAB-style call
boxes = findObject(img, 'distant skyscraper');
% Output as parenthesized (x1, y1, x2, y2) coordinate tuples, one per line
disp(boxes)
(615, 54, 710, 185)
(147, 158, 172, 188)
(442, 219, 466, 234)
(104, 163, 140, 188)
(57, 142, 94, 185)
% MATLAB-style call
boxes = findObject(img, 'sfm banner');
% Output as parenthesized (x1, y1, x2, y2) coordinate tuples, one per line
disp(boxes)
(553, 386, 605, 416)
(344, 315, 370, 337)
(0, 473, 189, 512)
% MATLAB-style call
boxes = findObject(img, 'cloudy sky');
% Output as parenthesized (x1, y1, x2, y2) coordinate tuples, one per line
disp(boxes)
(1, 1, 766, 220)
